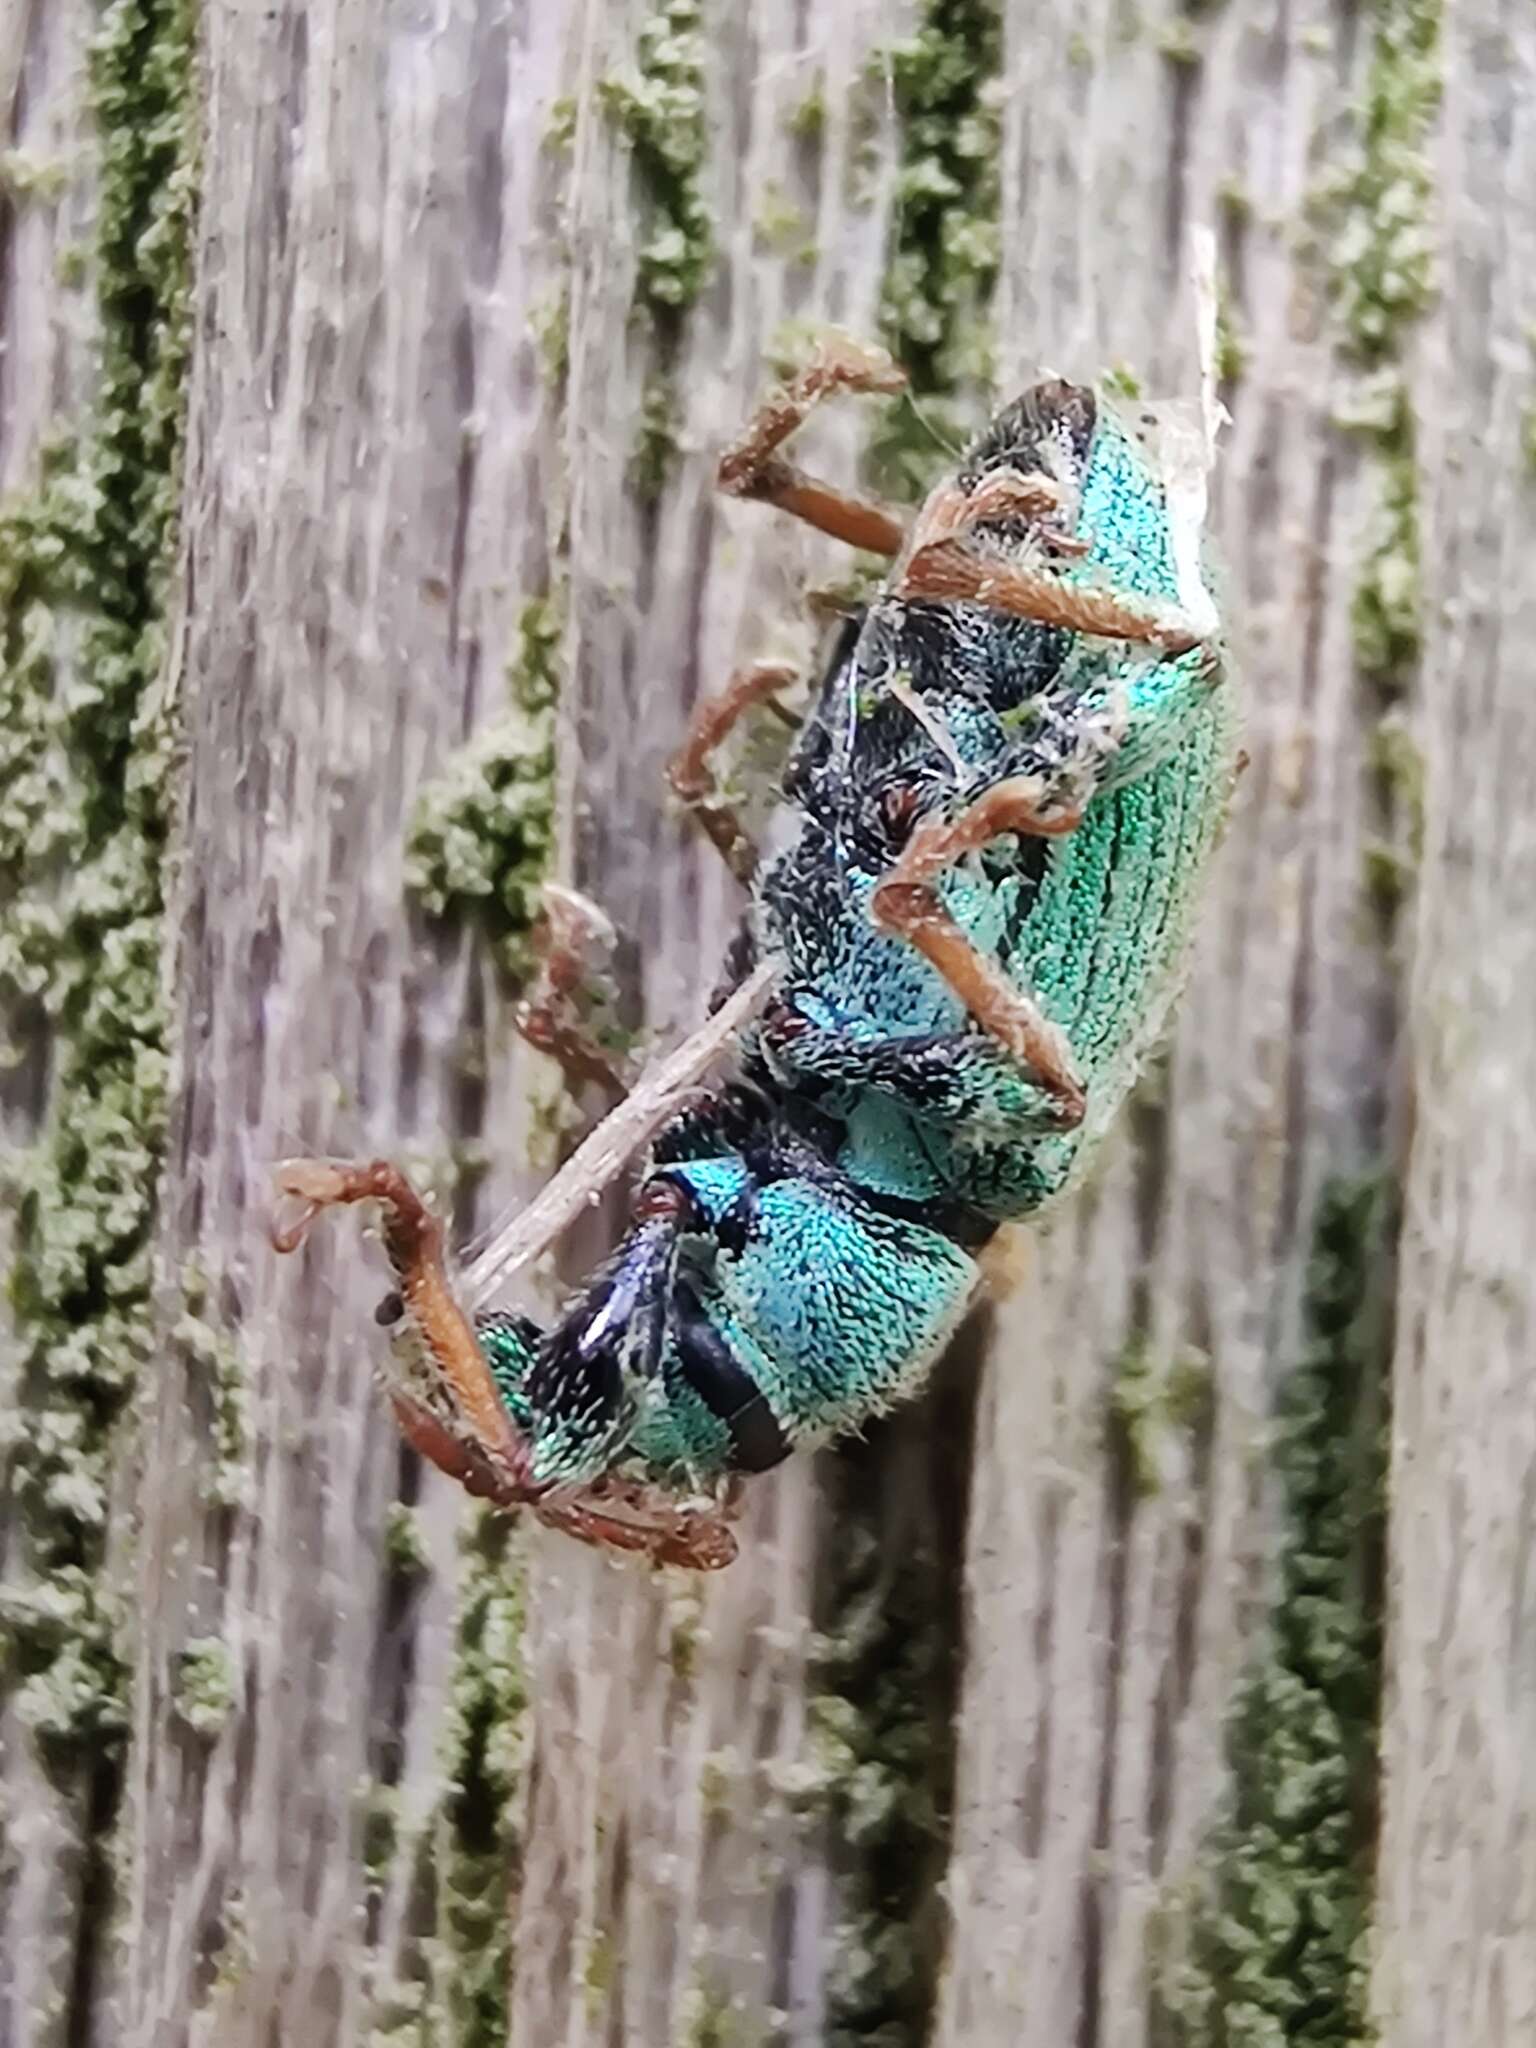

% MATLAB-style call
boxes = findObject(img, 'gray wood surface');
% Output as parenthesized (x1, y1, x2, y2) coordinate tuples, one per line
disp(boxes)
(1, 1, 1530, 2044)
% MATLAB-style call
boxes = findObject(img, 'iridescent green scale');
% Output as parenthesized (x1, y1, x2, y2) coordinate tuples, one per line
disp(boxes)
(836, 390, 1236, 1225)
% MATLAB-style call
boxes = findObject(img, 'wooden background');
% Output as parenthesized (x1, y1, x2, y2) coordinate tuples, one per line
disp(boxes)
(2, 1, 1533, 2044)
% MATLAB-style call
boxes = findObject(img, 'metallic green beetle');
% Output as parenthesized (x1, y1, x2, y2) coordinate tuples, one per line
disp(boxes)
(276, 339, 1235, 1568)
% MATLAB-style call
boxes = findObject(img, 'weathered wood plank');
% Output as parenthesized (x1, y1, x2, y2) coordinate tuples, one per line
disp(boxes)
(3, 2, 1532, 2045)
(941, 4, 1408, 2040)
(1378, 7, 1536, 2041)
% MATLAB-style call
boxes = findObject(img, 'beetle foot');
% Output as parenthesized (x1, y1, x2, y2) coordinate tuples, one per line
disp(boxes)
(389, 1391, 740, 1569)
(716, 333, 910, 557)
(271, 1155, 532, 1482)
(270, 1157, 417, 1254)
(389, 1387, 533, 1508)
(539, 1474, 741, 1570)
(271, 1157, 742, 1568)
(667, 660, 799, 886)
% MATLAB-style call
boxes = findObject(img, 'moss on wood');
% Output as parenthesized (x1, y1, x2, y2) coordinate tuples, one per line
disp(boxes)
(370, 1512, 527, 2048)
(599, 0, 713, 321)
(1151, 1177, 1393, 2045)
(809, 1493, 959, 2048)
(1321, 0, 1441, 699)
(1320, 1, 1442, 943)
(599, 0, 713, 495)
(0, 0, 197, 1767)
(404, 594, 562, 982)
(864, 0, 1003, 502)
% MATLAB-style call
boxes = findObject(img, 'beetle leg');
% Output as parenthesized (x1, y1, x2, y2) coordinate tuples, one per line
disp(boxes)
(894, 536, 1204, 653)
(717, 334, 910, 556)
(542, 1477, 741, 1570)
(272, 1163, 743, 1568)
(907, 467, 1088, 557)
(667, 660, 798, 884)
(272, 1157, 534, 1484)
(393, 1385, 737, 1567)
(398, 1365, 741, 1566)
(389, 1388, 528, 1505)
(514, 884, 630, 1103)
(870, 777, 1089, 1129)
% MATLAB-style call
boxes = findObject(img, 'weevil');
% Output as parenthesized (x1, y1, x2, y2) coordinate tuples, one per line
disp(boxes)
(274, 334, 1236, 1569)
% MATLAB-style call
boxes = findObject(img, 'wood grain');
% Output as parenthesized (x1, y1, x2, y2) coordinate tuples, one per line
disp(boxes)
(1, 2, 1530, 2044)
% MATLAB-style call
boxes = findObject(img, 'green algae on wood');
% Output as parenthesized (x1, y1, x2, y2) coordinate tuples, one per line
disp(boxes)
(531, 284, 572, 389)
(629, 376, 683, 504)
(1213, 282, 1247, 389)
(1102, 361, 1145, 403)
(1320, 0, 1441, 950)
(0, 149, 72, 203)
(1321, 0, 1441, 365)
(1342, 380, 1423, 699)
(1321, 0, 1441, 695)
(382, 1502, 431, 1580)
(1150, 1177, 1392, 2045)
(752, 180, 813, 263)
(1361, 839, 1414, 927)
(808, 1547, 953, 2044)
(1156, 17, 1204, 68)
(679, 1973, 751, 2048)
(172, 1261, 253, 1512)
(1367, 721, 1426, 860)
(404, 594, 561, 982)
(0, 0, 198, 1763)
(875, 0, 1002, 391)
(369, 1512, 527, 2048)
(808, 1404, 973, 2048)
(1108, 1334, 1214, 1501)
(598, 0, 713, 321)
(173, 1636, 237, 1740)
(865, 0, 1003, 501)
(432, 1512, 527, 2046)
(598, 0, 713, 494)
(786, 76, 827, 146)
(0, 1566, 128, 1750)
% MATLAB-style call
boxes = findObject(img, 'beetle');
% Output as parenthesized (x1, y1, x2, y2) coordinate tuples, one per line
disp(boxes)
(274, 335, 1236, 1569)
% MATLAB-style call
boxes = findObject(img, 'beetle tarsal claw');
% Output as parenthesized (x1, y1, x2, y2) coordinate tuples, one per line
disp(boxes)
(270, 1163, 340, 1253)
(269, 1199, 322, 1256)
(270, 1157, 382, 1253)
